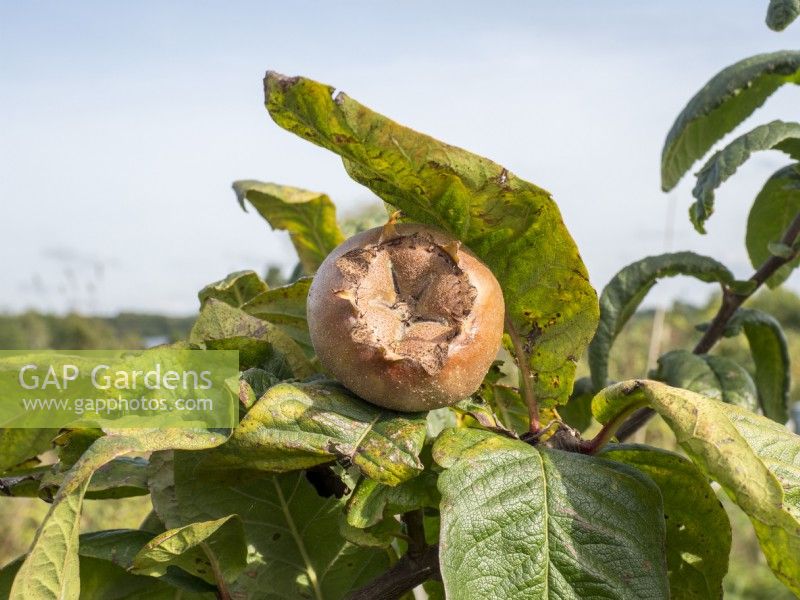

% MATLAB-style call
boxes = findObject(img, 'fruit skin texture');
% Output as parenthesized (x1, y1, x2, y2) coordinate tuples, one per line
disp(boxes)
(307, 222, 505, 412)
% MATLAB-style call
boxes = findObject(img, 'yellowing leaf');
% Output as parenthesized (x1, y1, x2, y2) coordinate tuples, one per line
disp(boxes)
(592, 379, 800, 594)
(263, 72, 598, 408)
(233, 180, 344, 274)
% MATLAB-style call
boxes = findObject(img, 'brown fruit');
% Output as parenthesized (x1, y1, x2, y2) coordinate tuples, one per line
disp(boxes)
(307, 221, 505, 412)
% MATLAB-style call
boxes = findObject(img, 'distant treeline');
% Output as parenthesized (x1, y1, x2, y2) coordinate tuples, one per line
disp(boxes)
(0, 312, 195, 350)
(1, 286, 798, 400)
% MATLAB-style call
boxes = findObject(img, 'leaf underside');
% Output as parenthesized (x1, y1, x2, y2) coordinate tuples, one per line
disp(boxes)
(233, 180, 345, 274)
(661, 51, 800, 191)
(690, 120, 800, 233)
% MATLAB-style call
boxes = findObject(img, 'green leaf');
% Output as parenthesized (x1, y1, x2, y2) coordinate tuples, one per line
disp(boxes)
(190, 298, 313, 376)
(151, 452, 389, 599)
(0, 429, 55, 472)
(9, 479, 89, 600)
(80, 529, 154, 567)
(452, 396, 517, 437)
(1, 554, 214, 600)
(592, 379, 800, 594)
(214, 380, 427, 485)
(62, 429, 230, 500)
(238, 366, 281, 410)
(746, 163, 800, 287)
(727, 308, 792, 423)
(345, 473, 439, 529)
(146, 451, 183, 533)
(8, 429, 228, 600)
(691, 120, 800, 233)
(588, 252, 733, 390)
(0, 465, 50, 497)
(651, 350, 758, 412)
(338, 513, 402, 549)
(132, 515, 247, 586)
(80, 529, 215, 594)
(0, 559, 22, 598)
(425, 407, 457, 439)
(78, 557, 213, 599)
(0, 529, 216, 600)
(233, 180, 345, 274)
(41, 456, 150, 501)
(767, 0, 800, 31)
(475, 364, 530, 433)
(600, 445, 731, 599)
(423, 580, 446, 600)
(53, 428, 104, 468)
(198, 270, 269, 309)
(662, 51, 800, 191)
(433, 427, 669, 599)
(558, 376, 594, 432)
(728, 279, 758, 295)
(241, 277, 314, 355)
(263, 71, 599, 409)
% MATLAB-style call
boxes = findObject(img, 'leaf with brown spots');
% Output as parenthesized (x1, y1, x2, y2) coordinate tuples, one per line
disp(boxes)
(209, 379, 428, 486)
(593, 379, 800, 595)
(264, 71, 599, 409)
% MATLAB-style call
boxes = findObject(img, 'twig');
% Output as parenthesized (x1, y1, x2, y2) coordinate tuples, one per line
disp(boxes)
(614, 407, 656, 442)
(401, 509, 427, 559)
(615, 210, 800, 442)
(578, 402, 643, 454)
(347, 544, 440, 600)
(505, 316, 540, 433)
(694, 210, 800, 353)
(201, 541, 231, 600)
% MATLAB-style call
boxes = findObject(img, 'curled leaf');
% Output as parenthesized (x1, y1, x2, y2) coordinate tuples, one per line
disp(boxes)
(662, 51, 800, 191)
(233, 180, 344, 274)
(592, 379, 800, 594)
(588, 252, 733, 390)
(691, 120, 800, 233)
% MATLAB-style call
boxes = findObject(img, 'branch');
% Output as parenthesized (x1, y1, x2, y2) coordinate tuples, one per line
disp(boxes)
(694, 210, 800, 353)
(505, 316, 540, 433)
(347, 544, 440, 600)
(615, 210, 800, 443)
(401, 509, 427, 559)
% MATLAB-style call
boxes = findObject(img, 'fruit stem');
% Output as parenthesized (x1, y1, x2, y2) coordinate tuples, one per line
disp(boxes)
(504, 316, 540, 433)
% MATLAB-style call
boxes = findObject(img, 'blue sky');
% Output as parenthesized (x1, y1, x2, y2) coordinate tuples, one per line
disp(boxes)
(2, 1, 799, 314)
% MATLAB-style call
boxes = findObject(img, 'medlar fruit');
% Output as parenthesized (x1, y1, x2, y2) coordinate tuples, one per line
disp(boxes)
(307, 221, 505, 412)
